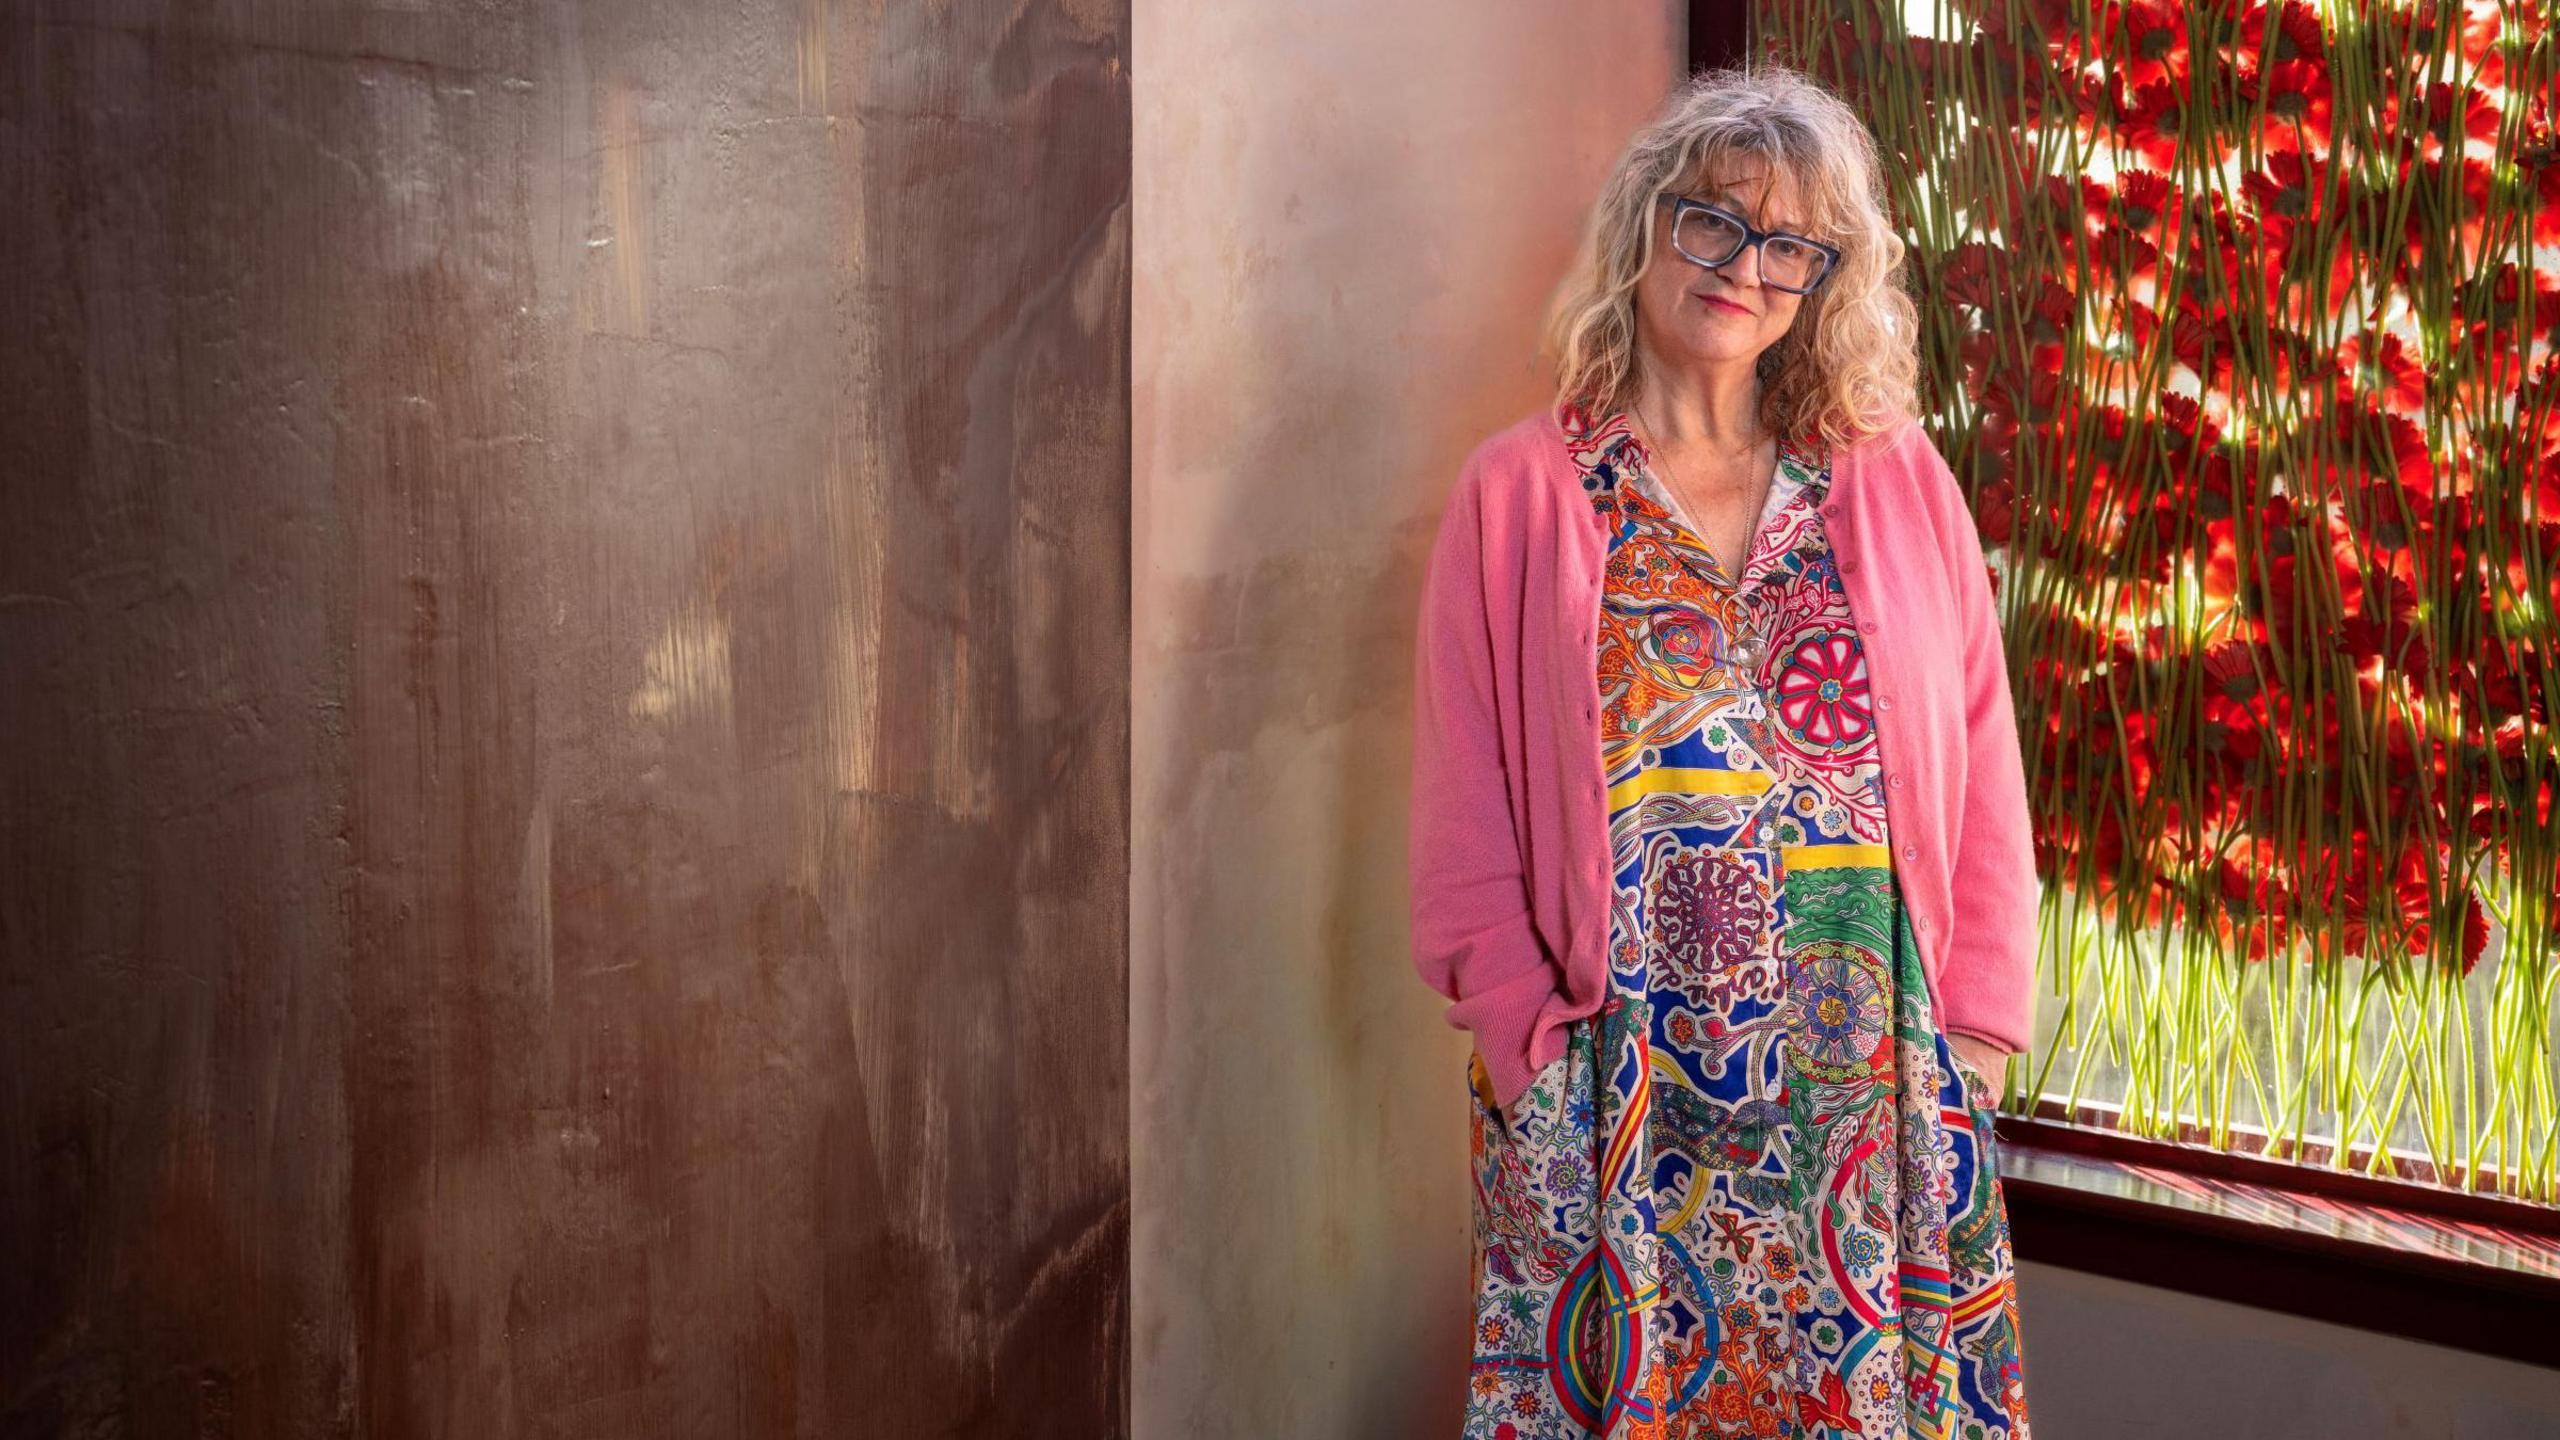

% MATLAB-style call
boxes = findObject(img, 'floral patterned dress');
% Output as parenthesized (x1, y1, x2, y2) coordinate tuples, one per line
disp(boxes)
(1460, 407, 2031, 1440)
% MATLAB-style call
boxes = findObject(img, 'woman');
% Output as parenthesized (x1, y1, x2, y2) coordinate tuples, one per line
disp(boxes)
(1408, 65, 2038, 1437)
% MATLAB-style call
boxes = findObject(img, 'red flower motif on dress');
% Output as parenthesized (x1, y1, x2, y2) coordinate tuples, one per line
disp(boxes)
(1774, 630, 1874, 749)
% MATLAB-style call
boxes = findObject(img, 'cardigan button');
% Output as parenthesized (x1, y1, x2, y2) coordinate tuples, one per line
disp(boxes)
(1860, 620, 1876, 633)
(1877, 695, 1893, 709)
(1901, 844, 1918, 860)
(1889, 773, 1906, 789)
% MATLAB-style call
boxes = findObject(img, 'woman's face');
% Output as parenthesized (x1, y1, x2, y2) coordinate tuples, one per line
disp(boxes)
(1632, 164, 1815, 382)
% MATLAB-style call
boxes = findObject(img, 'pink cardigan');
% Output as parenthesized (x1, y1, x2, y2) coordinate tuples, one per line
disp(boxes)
(1408, 405, 2041, 1111)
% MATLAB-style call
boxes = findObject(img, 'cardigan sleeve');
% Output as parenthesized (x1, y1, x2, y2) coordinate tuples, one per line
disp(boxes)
(1407, 457, 1561, 1104)
(1916, 425, 2043, 1056)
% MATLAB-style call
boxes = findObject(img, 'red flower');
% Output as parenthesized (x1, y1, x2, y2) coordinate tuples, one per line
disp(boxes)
(2238, 1, 2327, 65)
(1940, 240, 2001, 311)
(2459, 894, 2490, 975)
(2170, 302, 2237, 389)
(2332, 332, 2429, 414)
(2241, 149, 2317, 247)
(2113, 168, 2177, 236)
(2521, 93, 2560, 244)
(2213, 852, 2296, 962)
(1775, 632, 1874, 748)
(2115, 76, 2187, 170)
(2121, 0, 2189, 85)
(2263, 60, 2334, 148)
(1974, 478, 2017, 546)
(2339, 569, 2428, 674)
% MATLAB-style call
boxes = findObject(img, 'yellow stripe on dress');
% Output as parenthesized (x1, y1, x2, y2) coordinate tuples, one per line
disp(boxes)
(1606, 766, 1772, 812)
(1778, 842, 1892, 868)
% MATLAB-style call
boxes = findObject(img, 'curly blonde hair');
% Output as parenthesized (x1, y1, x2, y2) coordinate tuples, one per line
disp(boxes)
(1543, 62, 1921, 455)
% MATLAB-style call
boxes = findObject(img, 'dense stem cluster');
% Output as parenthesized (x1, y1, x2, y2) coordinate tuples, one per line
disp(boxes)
(1770, 0, 2560, 1196)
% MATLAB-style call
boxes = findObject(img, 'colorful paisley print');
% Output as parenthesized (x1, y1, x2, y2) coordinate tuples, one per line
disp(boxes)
(1460, 407, 2031, 1439)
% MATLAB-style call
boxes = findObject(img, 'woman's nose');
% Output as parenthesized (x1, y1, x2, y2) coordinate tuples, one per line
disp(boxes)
(1726, 241, 1765, 287)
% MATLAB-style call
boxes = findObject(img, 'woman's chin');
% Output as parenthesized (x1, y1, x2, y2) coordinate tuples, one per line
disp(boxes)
(1668, 335, 1772, 369)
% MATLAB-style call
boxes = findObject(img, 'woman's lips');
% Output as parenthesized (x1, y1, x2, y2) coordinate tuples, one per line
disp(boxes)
(1699, 294, 1753, 315)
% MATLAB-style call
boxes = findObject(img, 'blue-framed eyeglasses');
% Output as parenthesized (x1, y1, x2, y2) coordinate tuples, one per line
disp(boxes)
(1656, 195, 1841, 295)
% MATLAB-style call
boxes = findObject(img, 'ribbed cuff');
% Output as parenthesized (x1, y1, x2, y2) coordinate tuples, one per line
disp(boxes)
(1460, 976, 1567, 1114)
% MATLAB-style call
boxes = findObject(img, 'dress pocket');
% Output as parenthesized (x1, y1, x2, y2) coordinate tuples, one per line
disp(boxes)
(1942, 1042, 2006, 1187)
(1467, 1047, 1509, 1133)
(1948, 1046, 2002, 1116)
(1467, 1047, 1582, 1284)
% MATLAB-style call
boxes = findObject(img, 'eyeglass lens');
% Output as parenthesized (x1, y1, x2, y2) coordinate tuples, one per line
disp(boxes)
(1674, 207, 1829, 290)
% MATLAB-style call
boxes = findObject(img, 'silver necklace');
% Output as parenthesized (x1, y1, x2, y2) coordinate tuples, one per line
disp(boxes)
(1632, 397, 1775, 578)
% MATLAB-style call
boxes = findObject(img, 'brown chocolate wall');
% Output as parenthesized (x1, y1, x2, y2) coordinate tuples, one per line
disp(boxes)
(0, 4, 1129, 1435)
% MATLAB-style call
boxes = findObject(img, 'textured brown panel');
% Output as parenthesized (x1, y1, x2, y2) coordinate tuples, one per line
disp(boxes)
(0, 4, 1129, 1437)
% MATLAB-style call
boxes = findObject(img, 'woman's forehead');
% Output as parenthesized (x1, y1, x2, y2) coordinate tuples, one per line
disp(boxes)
(1682, 165, 1808, 227)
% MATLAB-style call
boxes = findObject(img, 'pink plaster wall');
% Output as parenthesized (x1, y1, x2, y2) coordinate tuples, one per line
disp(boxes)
(1132, 6, 1683, 1433)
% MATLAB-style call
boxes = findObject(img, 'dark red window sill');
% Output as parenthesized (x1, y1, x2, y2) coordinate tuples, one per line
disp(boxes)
(1993, 1113, 2560, 1370)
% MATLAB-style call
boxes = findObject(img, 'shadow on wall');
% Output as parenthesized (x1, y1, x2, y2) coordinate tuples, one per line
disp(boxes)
(1130, 2, 1684, 1437)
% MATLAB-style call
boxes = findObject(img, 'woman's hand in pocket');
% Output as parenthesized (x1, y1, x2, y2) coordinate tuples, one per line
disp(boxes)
(1948, 1032, 2011, 1099)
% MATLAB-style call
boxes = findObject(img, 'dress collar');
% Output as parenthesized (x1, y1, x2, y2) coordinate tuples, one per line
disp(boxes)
(1560, 402, 1833, 563)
